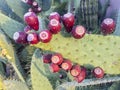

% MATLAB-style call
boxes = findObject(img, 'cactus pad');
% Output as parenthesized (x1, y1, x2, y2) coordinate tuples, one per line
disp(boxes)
(0, 30, 17, 62)
(31, 49, 55, 90)
(113, 9, 120, 36)
(0, 30, 25, 82)
(5, 0, 29, 19)
(34, 33, 120, 74)
(0, 77, 5, 90)
(0, 12, 24, 39)
(57, 76, 120, 90)
(3, 79, 29, 90)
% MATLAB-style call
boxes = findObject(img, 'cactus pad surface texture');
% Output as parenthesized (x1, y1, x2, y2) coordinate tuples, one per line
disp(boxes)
(34, 33, 120, 74)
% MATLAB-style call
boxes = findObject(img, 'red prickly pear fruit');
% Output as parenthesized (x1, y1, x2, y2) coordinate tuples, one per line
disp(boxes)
(50, 63, 60, 73)
(51, 53, 63, 65)
(39, 30, 52, 43)
(48, 19, 61, 34)
(24, 12, 39, 30)
(64, 26, 73, 33)
(62, 13, 75, 33)
(32, 1, 38, 8)
(49, 12, 61, 22)
(93, 67, 104, 79)
(27, 32, 39, 44)
(71, 25, 86, 39)
(61, 59, 72, 71)
(101, 18, 116, 35)
(21, 0, 34, 5)
(42, 54, 52, 64)
(24, 25, 32, 33)
(33, 7, 42, 13)
(74, 67, 86, 83)
(70, 65, 81, 77)
(36, 7, 42, 13)
(13, 31, 27, 44)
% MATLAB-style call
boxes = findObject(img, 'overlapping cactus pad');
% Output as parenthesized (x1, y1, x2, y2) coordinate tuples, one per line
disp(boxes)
(31, 49, 59, 90)
(34, 33, 120, 74)
(0, 76, 29, 90)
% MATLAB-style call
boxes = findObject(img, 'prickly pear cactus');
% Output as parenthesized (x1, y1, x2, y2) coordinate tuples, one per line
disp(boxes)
(31, 49, 55, 90)
(0, 0, 120, 90)
(34, 33, 120, 74)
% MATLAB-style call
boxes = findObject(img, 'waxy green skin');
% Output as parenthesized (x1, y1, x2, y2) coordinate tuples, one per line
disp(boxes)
(34, 33, 120, 74)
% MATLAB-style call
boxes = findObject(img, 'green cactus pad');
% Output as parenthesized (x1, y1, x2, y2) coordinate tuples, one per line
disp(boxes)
(3, 79, 29, 90)
(108, 82, 120, 90)
(0, 30, 25, 82)
(113, 9, 120, 36)
(0, 76, 5, 90)
(5, 0, 29, 19)
(0, 0, 11, 15)
(98, 0, 110, 24)
(31, 49, 58, 90)
(0, 13, 24, 39)
(57, 76, 120, 90)
(0, 61, 5, 76)
(0, 30, 17, 63)
(34, 33, 120, 74)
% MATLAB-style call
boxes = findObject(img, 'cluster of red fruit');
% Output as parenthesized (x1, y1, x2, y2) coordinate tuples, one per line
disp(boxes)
(13, 11, 86, 44)
(43, 53, 104, 83)
(22, 0, 42, 14)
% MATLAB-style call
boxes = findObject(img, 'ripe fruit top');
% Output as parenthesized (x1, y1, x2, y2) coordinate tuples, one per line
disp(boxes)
(51, 53, 63, 65)
(48, 19, 61, 34)
(39, 30, 52, 43)
(93, 67, 104, 79)
(61, 59, 72, 71)
(49, 12, 61, 22)
(13, 31, 27, 44)
(74, 67, 86, 83)
(71, 25, 86, 39)
(101, 18, 115, 35)
(70, 65, 81, 77)
(27, 33, 39, 44)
